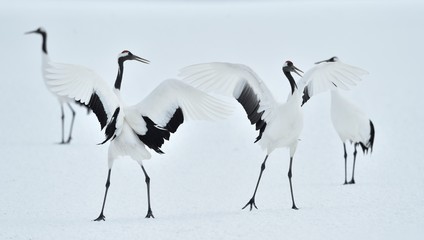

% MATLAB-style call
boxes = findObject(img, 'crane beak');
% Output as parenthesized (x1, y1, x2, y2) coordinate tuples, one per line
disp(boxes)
(315, 59, 327, 64)
(25, 30, 38, 35)
(293, 66, 303, 77)
(132, 55, 150, 64)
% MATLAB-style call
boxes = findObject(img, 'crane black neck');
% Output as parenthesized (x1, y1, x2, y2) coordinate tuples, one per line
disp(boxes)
(40, 31, 48, 54)
(114, 60, 125, 90)
(283, 71, 298, 95)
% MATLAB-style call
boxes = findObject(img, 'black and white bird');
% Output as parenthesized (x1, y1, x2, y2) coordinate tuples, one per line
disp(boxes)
(45, 50, 232, 220)
(303, 57, 375, 185)
(26, 27, 87, 144)
(180, 58, 367, 210)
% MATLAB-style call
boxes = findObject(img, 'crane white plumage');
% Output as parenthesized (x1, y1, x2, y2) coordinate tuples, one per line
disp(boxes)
(45, 49, 232, 220)
(180, 58, 367, 210)
(26, 27, 89, 144)
(303, 57, 375, 185)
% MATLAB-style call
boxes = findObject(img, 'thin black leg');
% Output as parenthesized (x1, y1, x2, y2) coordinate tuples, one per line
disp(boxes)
(141, 165, 154, 218)
(288, 156, 298, 210)
(242, 155, 268, 211)
(343, 143, 348, 185)
(93, 169, 112, 221)
(349, 144, 358, 184)
(65, 103, 75, 144)
(60, 103, 65, 144)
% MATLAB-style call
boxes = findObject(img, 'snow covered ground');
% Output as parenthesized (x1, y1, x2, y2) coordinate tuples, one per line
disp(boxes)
(1, 0, 424, 239)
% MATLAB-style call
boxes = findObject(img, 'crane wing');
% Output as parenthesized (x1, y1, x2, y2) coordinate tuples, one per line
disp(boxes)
(44, 62, 120, 132)
(124, 79, 232, 153)
(180, 62, 277, 142)
(300, 61, 368, 105)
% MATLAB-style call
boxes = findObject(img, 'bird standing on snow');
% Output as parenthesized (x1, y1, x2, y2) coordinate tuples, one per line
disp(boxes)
(303, 57, 375, 185)
(26, 27, 87, 144)
(45, 50, 232, 220)
(180, 58, 367, 210)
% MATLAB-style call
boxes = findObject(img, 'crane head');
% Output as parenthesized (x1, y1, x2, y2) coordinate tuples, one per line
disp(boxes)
(25, 27, 46, 35)
(282, 61, 303, 77)
(315, 56, 339, 64)
(118, 50, 150, 64)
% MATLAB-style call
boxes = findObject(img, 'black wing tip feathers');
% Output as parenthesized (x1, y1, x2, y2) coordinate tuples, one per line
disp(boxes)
(138, 116, 170, 154)
(165, 108, 184, 133)
(254, 123, 267, 143)
(236, 84, 267, 142)
(137, 107, 184, 154)
(301, 87, 311, 106)
(99, 108, 120, 145)
(74, 100, 91, 114)
(76, 92, 108, 129)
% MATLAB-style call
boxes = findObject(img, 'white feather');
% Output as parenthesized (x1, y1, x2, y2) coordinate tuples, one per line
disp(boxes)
(44, 61, 120, 125)
(126, 79, 233, 135)
(331, 90, 371, 143)
(301, 60, 369, 98)
(180, 62, 276, 122)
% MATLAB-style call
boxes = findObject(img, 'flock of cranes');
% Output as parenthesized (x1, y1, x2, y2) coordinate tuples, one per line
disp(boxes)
(26, 27, 375, 220)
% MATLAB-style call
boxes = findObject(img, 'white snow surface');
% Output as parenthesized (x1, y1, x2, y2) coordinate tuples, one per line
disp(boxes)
(1, 0, 424, 239)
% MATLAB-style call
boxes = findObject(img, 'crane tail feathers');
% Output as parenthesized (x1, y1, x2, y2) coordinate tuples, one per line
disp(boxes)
(359, 120, 375, 155)
(368, 120, 375, 153)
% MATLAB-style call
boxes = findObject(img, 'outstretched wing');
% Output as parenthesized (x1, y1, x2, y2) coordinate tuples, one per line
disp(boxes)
(180, 62, 277, 142)
(125, 79, 232, 153)
(44, 61, 121, 142)
(301, 60, 368, 105)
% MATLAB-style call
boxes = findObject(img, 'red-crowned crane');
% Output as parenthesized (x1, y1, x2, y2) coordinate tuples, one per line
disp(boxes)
(180, 58, 367, 210)
(45, 50, 232, 220)
(26, 27, 87, 144)
(303, 57, 375, 185)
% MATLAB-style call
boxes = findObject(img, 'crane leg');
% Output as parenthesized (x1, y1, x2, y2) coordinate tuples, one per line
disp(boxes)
(141, 165, 154, 218)
(94, 169, 112, 221)
(65, 103, 76, 144)
(288, 156, 298, 210)
(343, 143, 348, 185)
(349, 144, 358, 184)
(59, 103, 65, 144)
(242, 155, 268, 211)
